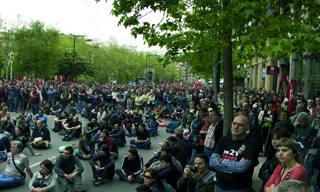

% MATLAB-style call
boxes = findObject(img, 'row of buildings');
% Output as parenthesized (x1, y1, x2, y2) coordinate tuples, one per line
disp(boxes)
(243, 54, 320, 100)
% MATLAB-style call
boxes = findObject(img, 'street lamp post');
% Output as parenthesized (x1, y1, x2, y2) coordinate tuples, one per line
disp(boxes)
(145, 54, 159, 86)
(73, 35, 76, 68)
(72, 34, 93, 71)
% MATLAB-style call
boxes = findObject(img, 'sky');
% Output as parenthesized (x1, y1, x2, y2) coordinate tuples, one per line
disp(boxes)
(0, 0, 164, 53)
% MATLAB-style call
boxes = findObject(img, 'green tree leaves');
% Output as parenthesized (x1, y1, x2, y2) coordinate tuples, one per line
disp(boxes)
(12, 21, 60, 77)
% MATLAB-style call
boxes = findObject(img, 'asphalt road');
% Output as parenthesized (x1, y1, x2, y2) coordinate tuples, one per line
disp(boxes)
(0, 114, 263, 192)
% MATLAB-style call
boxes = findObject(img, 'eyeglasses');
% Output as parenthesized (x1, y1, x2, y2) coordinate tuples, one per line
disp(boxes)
(143, 175, 153, 179)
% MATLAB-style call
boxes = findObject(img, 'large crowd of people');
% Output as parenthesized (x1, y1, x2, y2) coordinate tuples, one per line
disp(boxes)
(0, 78, 319, 192)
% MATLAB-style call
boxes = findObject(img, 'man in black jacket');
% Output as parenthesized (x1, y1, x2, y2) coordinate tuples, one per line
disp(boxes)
(115, 148, 144, 183)
(54, 146, 85, 192)
(210, 115, 260, 192)
(31, 120, 51, 149)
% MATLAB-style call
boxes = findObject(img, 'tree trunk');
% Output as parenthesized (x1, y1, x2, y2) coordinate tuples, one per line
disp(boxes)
(212, 52, 221, 103)
(223, 42, 233, 136)
(222, 0, 233, 136)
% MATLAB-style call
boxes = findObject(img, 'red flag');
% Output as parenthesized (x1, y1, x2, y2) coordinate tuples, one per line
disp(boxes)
(285, 80, 296, 114)
(277, 71, 287, 95)
(35, 81, 42, 90)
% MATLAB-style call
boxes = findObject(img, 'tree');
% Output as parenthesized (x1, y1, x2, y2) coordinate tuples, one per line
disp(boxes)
(57, 52, 94, 81)
(107, 0, 320, 134)
(12, 21, 60, 78)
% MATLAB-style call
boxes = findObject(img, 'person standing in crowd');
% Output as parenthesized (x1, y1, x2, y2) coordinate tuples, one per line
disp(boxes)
(115, 148, 144, 183)
(177, 153, 215, 192)
(0, 140, 33, 188)
(264, 138, 308, 192)
(29, 87, 41, 115)
(54, 146, 85, 192)
(258, 127, 291, 191)
(203, 108, 223, 159)
(210, 114, 260, 192)
(292, 112, 316, 153)
(29, 159, 58, 192)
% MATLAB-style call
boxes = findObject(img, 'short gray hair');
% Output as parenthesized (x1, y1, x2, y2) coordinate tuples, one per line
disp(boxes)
(11, 140, 24, 152)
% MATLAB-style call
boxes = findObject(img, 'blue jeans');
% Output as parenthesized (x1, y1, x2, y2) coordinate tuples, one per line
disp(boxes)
(0, 173, 24, 188)
(203, 147, 214, 159)
(130, 140, 151, 149)
(77, 100, 87, 113)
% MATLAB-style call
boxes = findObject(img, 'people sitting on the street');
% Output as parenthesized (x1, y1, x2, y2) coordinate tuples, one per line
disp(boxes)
(75, 133, 95, 160)
(115, 148, 144, 183)
(29, 159, 58, 192)
(146, 114, 159, 137)
(110, 123, 126, 147)
(2, 112, 15, 136)
(0, 140, 33, 188)
(31, 120, 51, 149)
(32, 108, 48, 129)
(50, 100, 63, 116)
(121, 113, 134, 136)
(97, 130, 119, 160)
(130, 123, 151, 149)
(52, 112, 67, 133)
(166, 113, 181, 133)
(85, 117, 99, 137)
(177, 153, 215, 192)
(13, 126, 40, 156)
(62, 116, 82, 141)
(89, 144, 115, 186)
(54, 146, 85, 192)
(0, 124, 10, 162)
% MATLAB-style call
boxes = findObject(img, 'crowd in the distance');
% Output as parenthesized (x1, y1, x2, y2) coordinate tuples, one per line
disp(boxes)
(0, 78, 319, 192)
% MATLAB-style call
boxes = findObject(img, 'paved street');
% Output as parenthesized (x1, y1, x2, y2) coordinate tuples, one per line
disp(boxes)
(1, 114, 263, 192)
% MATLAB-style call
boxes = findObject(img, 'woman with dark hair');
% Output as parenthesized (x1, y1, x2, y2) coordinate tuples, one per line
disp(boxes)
(264, 138, 309, 192)
(29, 159, 58, 192)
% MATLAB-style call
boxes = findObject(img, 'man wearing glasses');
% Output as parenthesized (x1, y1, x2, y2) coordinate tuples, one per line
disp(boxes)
(210, 115, 260, 192)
